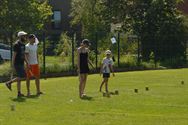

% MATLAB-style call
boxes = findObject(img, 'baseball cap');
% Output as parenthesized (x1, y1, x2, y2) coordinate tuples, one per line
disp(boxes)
(28, 34, 35, 39)
(17, 31, 27, 37)
(82, 39, 91, 46)
(105, 50, 111, 55)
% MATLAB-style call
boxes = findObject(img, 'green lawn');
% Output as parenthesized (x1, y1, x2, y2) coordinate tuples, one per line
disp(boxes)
(0, 69, 188, 125)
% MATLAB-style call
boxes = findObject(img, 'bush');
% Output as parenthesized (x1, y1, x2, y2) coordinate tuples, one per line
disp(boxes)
(0, 62, 11, 77)
(161, 57, 186, 68)
(41, 63, 73, 74)
(54, 32, 72, 56)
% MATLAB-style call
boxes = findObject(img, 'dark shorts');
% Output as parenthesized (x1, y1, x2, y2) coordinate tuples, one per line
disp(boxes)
(14, 65, 26, 78)
(103, 73, 110, 78)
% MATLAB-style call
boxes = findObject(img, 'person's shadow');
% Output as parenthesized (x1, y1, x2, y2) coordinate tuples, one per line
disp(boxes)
(10, 94, 39, 102)
(81, 95, 93, 101)
(27, 95, 39, 99)
(11, 97, 26, 102)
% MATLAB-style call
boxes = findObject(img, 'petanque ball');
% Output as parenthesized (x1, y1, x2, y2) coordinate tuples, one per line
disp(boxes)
(134, 89, 138, 93)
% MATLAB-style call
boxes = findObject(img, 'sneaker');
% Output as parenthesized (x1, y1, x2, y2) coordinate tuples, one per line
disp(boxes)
(37, 92, 43, 96)
(27, 93, 31, 97)
(17, 93, 24, 98)
(80, 94, 87, 99)
(5, 82, 12, 91)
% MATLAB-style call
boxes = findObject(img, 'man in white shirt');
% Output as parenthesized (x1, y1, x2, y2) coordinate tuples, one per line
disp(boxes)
(25, 34, 42, 96)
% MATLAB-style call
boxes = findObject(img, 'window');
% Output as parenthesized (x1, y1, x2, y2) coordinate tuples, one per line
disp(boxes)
(52, 10, 61, 29)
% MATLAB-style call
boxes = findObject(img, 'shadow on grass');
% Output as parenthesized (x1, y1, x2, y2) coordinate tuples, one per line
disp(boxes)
(11, 97, 26, 102)
(81, 96, 94, 101)
(27, 95, 39, 99)
(10, 94, 40, 102)
(109, 92, 116, 95)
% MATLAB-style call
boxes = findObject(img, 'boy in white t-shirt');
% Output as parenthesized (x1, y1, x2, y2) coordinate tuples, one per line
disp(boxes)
(25, 34, 42, 96)
(100, 50, 115, 93)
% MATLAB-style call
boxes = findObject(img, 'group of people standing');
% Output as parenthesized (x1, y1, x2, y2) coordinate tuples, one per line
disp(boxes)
(5, 31, 115, 99)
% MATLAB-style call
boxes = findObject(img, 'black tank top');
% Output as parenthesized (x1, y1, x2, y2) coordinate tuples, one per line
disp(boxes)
(80, 52, 89, 73)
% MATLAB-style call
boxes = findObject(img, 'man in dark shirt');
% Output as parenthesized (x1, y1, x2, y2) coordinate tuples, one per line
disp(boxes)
(5, 31, 28, 97)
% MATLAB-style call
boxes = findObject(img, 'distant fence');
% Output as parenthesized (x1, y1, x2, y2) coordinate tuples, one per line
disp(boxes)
(0, 29, 188, 79)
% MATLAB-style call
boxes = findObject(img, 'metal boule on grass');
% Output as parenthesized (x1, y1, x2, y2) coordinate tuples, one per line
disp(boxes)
(181, 81, 184, 85)
(106, 93, 111, 98)
(103, 92, 106, 97)
(10, 104, 15, 111)
(134, 89, 138, 93)
(115, 90, 119, 95)
(145, 87, 149, 91)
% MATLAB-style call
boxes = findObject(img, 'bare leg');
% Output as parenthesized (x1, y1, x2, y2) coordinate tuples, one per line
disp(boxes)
(35, 77, 41, 94)
(79, 74, 84, 98)
(17, 77, 24, 97)
(6, 77, 19, 84)
(100, 79, 105, 92)
(82, 74, 87, 95)
(5, 77, 19, 91)
(105, 78, 109, 93)
(26, 78, 30, 96)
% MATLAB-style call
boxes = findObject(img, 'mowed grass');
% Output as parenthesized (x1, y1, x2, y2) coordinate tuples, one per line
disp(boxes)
(0, 69, 188, 125)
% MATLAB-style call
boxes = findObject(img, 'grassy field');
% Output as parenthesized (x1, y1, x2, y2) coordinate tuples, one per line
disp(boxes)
(0, 69, 188, 125)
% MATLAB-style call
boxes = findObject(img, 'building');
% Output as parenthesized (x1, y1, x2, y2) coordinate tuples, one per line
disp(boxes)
(48, 0, 72, 40)
(47, 0, 188, 41)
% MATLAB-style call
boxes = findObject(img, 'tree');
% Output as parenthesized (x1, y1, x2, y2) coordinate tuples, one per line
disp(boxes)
(0, 0, 52, 42)
(54, 32, 72, 56)
(129, 0, 187, 63)
(101, 0, 187, 64)
(70, 0, 108, 47)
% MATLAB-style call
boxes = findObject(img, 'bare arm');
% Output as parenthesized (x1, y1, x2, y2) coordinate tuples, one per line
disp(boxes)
(77, 49, 80, 73)
(37, 52, 39, 64)
(110, 65, 115, 76)
(25, 53, 30, 68)
(12, 52, 17, 68)
(100, 63, 103, 75)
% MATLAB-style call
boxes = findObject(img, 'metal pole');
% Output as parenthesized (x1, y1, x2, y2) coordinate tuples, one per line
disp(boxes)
(9, 32, 13, 67)
(137, 37, 140, 65)
(95, 32, 98, 70)
(72, 33, 76, 70)
(154, 39, 157, 68)
(117, 32, 120, 67)
(42, 32, 46, 74)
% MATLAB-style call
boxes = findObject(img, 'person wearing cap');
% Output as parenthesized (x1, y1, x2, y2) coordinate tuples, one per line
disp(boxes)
(99, 50, 115, 93)
(25, 34, 43, 97)
(77, 39, 94, 98)
(5, 31, 28, 97)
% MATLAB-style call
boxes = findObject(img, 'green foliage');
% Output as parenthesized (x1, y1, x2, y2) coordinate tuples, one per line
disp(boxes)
(0, 62, 11, 77)
(129, 0, 188, 62)
(70, 0, 108, 45)
(71, 0, 188, 66)
(54, 33, 72, 56)
(44, 63, 73, 74)
(0, 0, 52, 40)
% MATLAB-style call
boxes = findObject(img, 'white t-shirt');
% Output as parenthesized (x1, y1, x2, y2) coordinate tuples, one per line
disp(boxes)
(25, 42, 38, 65)
(102, 57, 113, 73)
